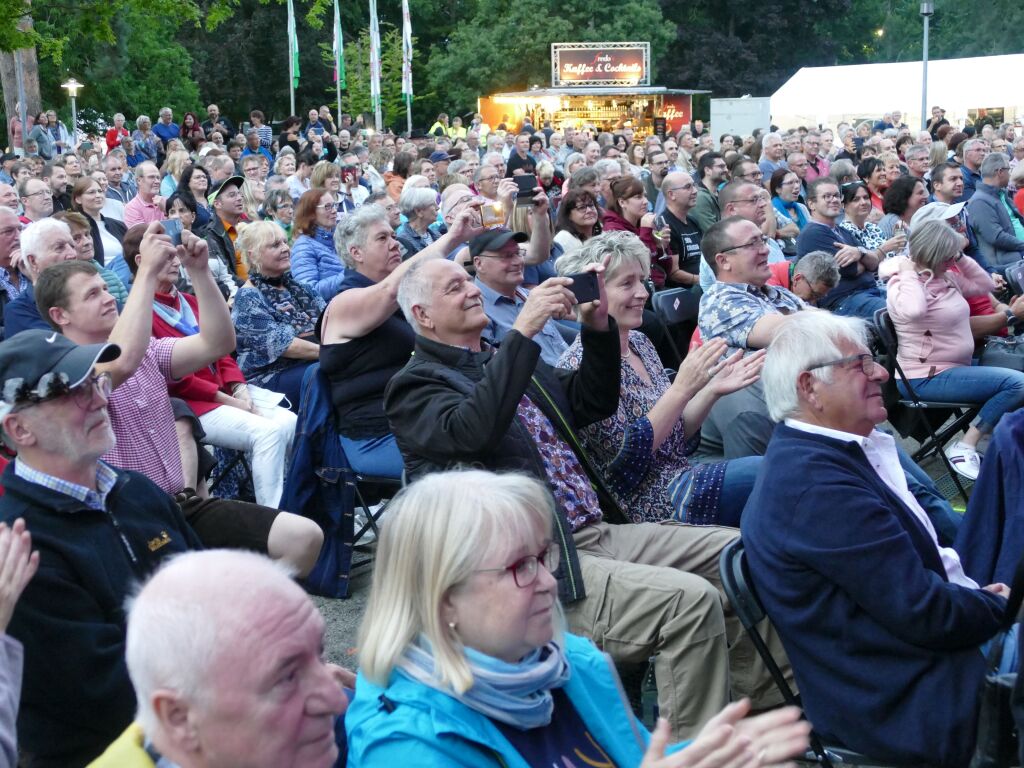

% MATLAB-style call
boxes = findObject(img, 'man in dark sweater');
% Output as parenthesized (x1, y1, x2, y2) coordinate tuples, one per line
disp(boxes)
(0, 328, 201, 767)
(744, 311, 1011, 767)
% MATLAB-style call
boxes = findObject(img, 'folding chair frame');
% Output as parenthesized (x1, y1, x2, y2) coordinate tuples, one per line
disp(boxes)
(719, 538, 902, 768)
(650, 287, 700, 368)
(872, 309, 978, 504)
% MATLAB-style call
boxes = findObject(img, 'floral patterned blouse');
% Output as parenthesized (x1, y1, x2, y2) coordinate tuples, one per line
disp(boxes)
(559, 330, 727, 524)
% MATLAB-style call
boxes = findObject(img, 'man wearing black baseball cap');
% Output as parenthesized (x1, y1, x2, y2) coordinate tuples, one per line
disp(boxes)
(0, 328, 200, 767)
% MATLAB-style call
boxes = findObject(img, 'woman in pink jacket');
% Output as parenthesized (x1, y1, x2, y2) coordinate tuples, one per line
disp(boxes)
(887, 219, 1024, 480)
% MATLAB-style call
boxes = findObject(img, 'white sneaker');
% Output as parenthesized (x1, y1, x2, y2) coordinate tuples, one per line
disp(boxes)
(945, 442, 981, 481)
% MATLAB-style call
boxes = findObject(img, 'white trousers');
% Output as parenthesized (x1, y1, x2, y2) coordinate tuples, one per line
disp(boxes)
(199, 389, 297, 508)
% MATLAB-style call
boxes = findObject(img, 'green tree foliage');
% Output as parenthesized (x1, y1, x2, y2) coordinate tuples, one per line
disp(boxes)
(35, 7, 199, 127)
(424, 0, 673, 112)
(319, 24, 429, 132)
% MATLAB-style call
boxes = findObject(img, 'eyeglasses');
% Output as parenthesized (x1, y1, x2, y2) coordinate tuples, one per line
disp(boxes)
(316, 202, 338, 211)
(720, 234, 770, 254)
(475, 542, 560, 588)
(730, 197, 766, 206)
(5, 371, 112, 411)
(572, 202, 598, 211)
(21, 189, 49, 199)
(806, 353, 876, 375)
(664, 184, 694, 193)
(818, 193, 841, 201)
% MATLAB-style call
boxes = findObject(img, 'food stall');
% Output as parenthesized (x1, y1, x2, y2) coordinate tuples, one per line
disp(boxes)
(478, 42, 708, 137)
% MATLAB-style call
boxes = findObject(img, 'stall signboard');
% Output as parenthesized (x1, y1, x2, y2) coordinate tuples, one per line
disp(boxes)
(661, 94, 692, 134)
(551, 43, 650, 87)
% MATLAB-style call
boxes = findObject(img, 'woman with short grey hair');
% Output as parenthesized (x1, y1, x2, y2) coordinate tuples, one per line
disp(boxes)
(317, 200, 482, 478)
(395, 186, 441, 258)
(131, 114, 160, 161)
(557, 231, 767, 526)
(887, 219, 1024, 480)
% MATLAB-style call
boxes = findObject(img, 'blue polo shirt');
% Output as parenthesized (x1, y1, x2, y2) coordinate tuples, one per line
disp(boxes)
(475, 278, 569, 366)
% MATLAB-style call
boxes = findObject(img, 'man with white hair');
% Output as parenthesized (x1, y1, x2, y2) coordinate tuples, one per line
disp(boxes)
(743, 310, 1012, 767)
(967, 152, 1024, 272)
(758, 132, 787, 179)
(2, 217, 76, 338)
(91, 550, 352, 767)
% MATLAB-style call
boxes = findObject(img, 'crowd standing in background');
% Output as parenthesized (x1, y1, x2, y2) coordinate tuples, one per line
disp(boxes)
(0, 101, 1021, 767)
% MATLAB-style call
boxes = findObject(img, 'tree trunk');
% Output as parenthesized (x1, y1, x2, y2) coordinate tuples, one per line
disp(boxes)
(0, 1, 40, 148)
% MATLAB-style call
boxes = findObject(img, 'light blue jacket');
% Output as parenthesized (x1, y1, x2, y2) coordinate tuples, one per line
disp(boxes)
(346, 633, 687, 767)
(290, 227, 345, 301)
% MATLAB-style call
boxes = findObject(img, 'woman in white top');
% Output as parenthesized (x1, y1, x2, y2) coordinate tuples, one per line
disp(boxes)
(553, 188, 601, 254)
(71, 176, 127, 270)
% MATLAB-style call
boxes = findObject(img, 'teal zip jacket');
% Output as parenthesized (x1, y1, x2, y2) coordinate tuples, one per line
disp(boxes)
(346, 633, 688, 767)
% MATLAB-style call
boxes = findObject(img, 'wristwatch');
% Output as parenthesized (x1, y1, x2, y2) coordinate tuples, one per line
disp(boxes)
(1004, 308, 1018, 328)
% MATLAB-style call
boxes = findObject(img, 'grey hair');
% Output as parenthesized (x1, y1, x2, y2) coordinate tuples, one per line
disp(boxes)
(398, 185, 438, 217)
(135, 115, 151, 129)
(762, 311, 869, 422)
(961, 138, 984, 157)
(396, 258, 434, 332)
(909, 218, 963, 271)
(480, 152, 504, 169)
(980, 151, 1010, 178)
(113, 113, 125, 122)
(21, 218, 71, 274)
(447, 159, 468, 176)
(762, 132, 782, 146)
(126, 550, 299, 738)
(904, 144, 929, 162)
(829, 159, 857, 184)
(555, 230, 650, 283)
(593, 158, 621, 178)
(793, 251, 840, 290)
(563, 152, 586, 171)
(334, 204, 389, 270)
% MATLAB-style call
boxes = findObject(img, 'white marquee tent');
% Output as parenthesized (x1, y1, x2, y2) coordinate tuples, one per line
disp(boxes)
(770, 54, 1024, 131)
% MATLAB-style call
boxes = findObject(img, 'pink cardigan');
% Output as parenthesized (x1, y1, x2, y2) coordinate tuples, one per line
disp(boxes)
(883, 256, 995, 379)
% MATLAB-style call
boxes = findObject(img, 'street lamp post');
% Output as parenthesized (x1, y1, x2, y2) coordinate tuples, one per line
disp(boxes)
(920, 2, 934, 130)
(61, 78, 83, 151)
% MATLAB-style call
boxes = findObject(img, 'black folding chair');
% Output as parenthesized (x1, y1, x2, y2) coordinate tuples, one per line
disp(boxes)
(342, 453, 403, 571)
(872, 309, 978, 504)
(650, 288, 700, 367)
(719, 538, 900, 768)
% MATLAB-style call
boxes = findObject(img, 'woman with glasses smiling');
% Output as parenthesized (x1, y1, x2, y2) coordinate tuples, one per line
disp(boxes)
(553, 189, 602, 254)
(347, 470, 810, 767)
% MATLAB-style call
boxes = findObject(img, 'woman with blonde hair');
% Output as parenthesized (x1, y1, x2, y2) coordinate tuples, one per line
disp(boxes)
(347, 469, 810, 766)
(231, 220, 325, 409)
(159, 149, 191, 197)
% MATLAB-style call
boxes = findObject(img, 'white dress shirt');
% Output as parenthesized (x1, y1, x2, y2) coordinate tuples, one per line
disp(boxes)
(785, 419, 978, 589)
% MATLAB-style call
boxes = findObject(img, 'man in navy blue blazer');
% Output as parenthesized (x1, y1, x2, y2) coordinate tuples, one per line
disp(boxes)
(742, 311, 1010, 767)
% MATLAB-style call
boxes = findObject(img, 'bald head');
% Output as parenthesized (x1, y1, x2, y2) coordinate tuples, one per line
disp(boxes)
(127, 550, 345, 765)
(661, 171, 697, 213)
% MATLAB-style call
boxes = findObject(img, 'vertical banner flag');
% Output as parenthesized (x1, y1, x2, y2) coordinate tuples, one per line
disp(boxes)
(333, 0, 346, 88)
(368, 0, 382, 125)
(401, 0, 413, 98)
(287, 0, 300, 90)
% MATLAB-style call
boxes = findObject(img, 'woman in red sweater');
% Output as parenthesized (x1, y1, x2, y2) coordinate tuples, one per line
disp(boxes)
(104, 113, 130, 152)
(131, 245, 297, 508)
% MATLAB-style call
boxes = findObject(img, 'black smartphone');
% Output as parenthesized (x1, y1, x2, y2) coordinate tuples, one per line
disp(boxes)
(514, 174, 537, 206)
(162, 218, 183, 246)
(566, 271, 600, 304)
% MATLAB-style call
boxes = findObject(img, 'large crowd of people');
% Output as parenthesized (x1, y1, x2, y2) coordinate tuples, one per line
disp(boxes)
(0, 100, 1021, 767)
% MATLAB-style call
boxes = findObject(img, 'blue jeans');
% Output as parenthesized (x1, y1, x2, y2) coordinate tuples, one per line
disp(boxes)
(830, 289, 886, 320)
(674, 455, 762, 527)
(900, 365, 1024, 433)
(261, 361, 316, 413)
(339, 433, 404, 479)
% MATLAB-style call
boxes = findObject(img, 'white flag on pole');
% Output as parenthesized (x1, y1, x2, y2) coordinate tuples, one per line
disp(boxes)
(401, 0, 413, 98)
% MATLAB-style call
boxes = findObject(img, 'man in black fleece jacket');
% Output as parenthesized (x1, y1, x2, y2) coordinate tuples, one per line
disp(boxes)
(0, 328, 200, 768)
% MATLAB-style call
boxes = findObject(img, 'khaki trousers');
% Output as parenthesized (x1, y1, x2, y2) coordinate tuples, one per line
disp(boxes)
(565, 521, 790, 739)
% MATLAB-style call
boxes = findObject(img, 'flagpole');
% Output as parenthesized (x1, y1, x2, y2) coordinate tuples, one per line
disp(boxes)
(333, 0, 345, 129)
(369, 0, 382, 132)
(401, 0, 413, 135)
(287, 0, 296, 115)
